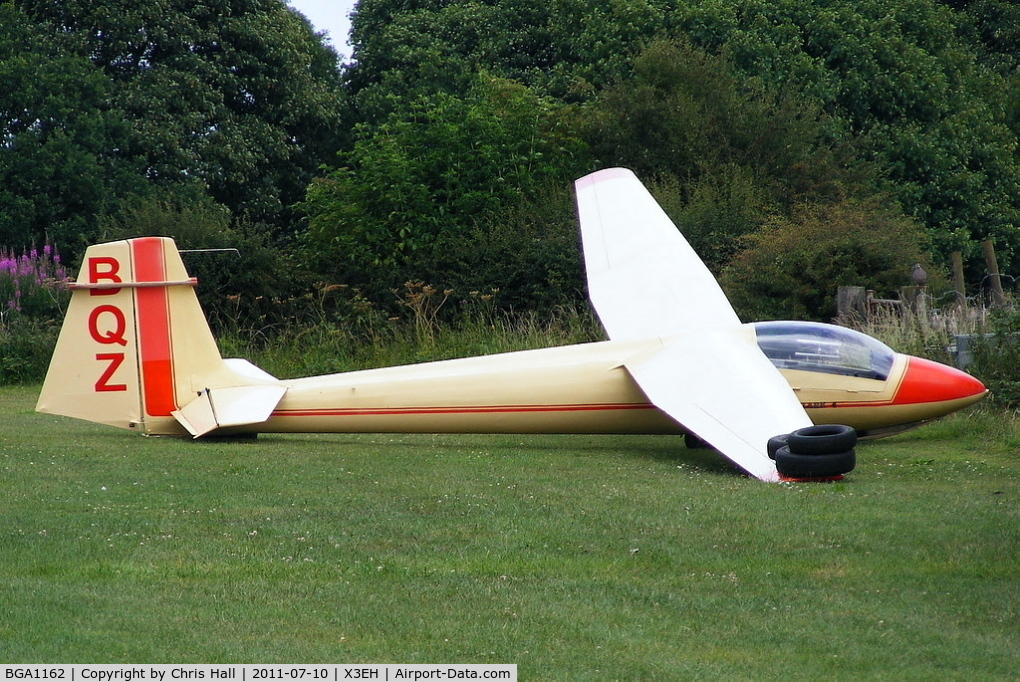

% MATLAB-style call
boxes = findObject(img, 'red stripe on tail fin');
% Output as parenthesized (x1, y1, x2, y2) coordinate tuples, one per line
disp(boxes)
(132, 238, 177, 417)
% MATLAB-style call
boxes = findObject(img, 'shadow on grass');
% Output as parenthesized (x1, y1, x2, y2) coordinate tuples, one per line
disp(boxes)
(251, 431, 744, 477)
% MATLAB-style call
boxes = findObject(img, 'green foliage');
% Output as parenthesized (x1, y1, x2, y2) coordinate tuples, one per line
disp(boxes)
(5, 0, 345, 252)
(970, 305, 1020, 408)
(0, 316, 62, 384)
(221, 300, 602, 380)
(97, 194, 303, 335)
(721, 199, 931, 321)
(671, 0, 1020, 274)
(343, 0, 1020, 292)
(6, 0, 1020, 325)
(424, 183, 586, 312)
(0, 4, 146, 252)
(664, 167, 771, 273)
(585, 37, 887, 274)
(346, 0, 675, 119)
(301, 74, 588, 310)
(590, 38, 836, 192)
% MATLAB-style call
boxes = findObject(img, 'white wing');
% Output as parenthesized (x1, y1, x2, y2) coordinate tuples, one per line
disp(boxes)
(624, 332, 811, 482)
(575, 168, 812, 480)
(575, 167, 740, 340)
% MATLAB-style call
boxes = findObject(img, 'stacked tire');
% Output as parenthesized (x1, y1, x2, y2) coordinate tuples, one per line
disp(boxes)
(768, 424, 857, 479)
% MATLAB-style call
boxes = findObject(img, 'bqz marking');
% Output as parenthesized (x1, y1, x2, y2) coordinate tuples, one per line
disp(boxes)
(87, 257, 128, 392)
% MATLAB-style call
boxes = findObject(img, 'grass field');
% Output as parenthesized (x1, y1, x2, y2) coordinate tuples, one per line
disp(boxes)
(1, 385, 1018, 677)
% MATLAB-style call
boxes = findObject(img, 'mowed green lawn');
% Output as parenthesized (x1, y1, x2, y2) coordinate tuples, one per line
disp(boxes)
(1, 385, 1017, 676)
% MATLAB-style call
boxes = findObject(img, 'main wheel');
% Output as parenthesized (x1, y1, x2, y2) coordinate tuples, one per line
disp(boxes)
(787, 424, 857, 456)
(774, 446, 856, 478)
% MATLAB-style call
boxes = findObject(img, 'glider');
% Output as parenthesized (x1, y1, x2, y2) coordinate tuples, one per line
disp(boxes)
(37, 168, 987, 481)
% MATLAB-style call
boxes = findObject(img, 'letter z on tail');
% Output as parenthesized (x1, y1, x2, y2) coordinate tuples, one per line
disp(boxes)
(37, 237, 285, 436)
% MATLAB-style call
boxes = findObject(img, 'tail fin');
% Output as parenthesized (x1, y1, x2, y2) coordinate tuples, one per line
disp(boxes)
(37, 237, 285, 436)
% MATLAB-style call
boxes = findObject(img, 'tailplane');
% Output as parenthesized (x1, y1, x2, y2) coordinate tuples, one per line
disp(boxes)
(37, 237, 284, 436)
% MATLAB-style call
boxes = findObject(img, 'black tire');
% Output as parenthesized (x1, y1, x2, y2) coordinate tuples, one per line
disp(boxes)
(767, 434, 790, 460)
(774, 446, 856, 478)
(787, 424, 857, 456)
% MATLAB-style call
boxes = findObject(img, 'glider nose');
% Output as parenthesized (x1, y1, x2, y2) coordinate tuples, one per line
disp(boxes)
(894, 356, 987, 413)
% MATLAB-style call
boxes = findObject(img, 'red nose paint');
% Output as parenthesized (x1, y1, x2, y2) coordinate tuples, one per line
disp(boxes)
(894, 356, 986, 405)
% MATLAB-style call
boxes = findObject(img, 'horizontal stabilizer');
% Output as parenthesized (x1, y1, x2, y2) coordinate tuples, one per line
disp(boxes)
(173, 384, 287, 438)
(222, 358, 280, 383)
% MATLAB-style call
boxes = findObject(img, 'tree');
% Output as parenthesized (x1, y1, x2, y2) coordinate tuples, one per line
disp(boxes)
(0, 3, 146, 252)
(671, 0, 1020, 274)
(12, 0, 346, 238)
(586, 38, 876, 272)
(300, 74, 589, 309)
(589, 38, 857, 192)
(345, 0, 677, 123)
(340, 0, 1020, 293)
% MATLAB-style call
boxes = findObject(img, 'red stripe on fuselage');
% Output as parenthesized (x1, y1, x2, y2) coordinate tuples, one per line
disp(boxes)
(131, 238, 176, 416)
(272, 402, 657, 418)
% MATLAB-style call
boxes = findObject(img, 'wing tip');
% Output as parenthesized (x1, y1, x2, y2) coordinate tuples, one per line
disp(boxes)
(575, 167, 636, 191)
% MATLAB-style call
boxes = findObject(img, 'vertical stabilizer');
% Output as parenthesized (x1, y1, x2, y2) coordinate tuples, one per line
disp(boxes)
(37, 237, 279, 435)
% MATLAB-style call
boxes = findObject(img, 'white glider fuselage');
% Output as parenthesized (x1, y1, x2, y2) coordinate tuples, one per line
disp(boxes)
(251, 329, 982, 439)
(262, 337, 676, 436)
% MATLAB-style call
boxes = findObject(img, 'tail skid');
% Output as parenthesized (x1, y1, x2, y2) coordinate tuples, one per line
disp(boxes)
(36, 237, 285, 436)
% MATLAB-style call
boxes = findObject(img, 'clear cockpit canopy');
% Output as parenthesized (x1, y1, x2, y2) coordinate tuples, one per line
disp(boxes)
(752, 321, 896, 381)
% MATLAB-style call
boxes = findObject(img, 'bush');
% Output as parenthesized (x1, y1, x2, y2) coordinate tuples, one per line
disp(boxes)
(97, 194, 305, 336)
(0, 244, 70, 384)
(721, 199, 931, 321)
(299, 75, 589, 312)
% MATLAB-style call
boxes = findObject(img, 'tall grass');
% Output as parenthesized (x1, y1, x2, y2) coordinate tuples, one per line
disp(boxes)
(210, 274, 604, 378)
(219, 301, 604, 380)
(839, 298, 1020, 407)
(0, 244, 70, 383)
(838, 304, 985, 365)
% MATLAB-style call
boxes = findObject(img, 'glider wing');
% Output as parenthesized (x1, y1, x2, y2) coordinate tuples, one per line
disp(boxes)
(575, 167, 741, 341)
(575, 168, 813, 480)
(624, 331, 811, 481)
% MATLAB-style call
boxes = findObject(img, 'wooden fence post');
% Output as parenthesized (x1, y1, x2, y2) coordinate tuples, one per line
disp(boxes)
(837, 286, 867, 321)
(900, 286, 926, 317)
(983, 240, 1006, 306)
